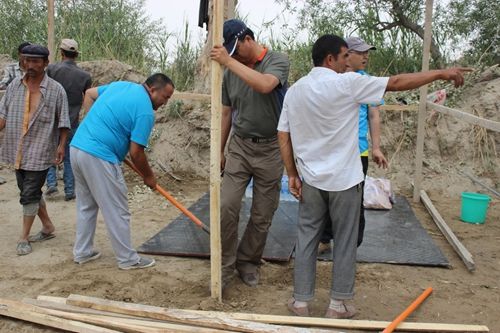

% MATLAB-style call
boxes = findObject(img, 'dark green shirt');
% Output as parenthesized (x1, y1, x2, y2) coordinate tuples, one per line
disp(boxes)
(222, 50, 289, 138)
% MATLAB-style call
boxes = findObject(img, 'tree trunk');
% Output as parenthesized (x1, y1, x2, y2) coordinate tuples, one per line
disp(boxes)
(194, 0, 237, 93)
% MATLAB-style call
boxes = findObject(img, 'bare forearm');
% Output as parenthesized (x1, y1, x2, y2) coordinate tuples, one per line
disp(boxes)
(224, 58, 278, 93)
(368, 106, 382, 150)
(221, 107, 232, 153)
(130, 148, 154, 180)
(0, 118, 5, 130)
(387, 70, 445, 91)
(58, 128, 69, 147)
(278, 131, 299, 177)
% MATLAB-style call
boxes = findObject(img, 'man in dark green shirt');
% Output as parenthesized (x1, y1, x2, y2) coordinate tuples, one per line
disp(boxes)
(210, 19, 290, 290)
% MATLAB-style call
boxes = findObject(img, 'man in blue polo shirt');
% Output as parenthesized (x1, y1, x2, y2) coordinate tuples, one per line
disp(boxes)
(70, 73, 174, 270)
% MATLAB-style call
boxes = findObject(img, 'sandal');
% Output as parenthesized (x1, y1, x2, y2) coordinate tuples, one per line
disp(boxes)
(287, 298, 310, 317)
(28, 231, 56, 242)
(17, 241, 32, 255)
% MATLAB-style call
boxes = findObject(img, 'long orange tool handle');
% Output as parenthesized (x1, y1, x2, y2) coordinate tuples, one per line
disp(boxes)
(382, 287, 433, 333)
(124, 159, 210, 235)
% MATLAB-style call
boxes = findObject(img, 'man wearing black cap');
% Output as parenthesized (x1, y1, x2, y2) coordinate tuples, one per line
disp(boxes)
(45, 38, 92, 201)
(210, 19, 290, 289)
(0, 44, 70, 255)
(0, 41, 31, 90)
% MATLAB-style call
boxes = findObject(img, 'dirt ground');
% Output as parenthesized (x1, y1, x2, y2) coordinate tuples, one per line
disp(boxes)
(0, 61, 499, 332)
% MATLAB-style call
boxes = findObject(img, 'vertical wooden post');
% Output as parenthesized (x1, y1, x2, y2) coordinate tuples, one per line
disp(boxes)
(412, 0, 434, 202)
(210, 0, 223, 301)
(47, 0, 55, 63)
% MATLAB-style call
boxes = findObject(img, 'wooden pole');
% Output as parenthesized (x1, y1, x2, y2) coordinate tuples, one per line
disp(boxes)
(47, 0, 55, 63)
(209, 0, 224, 301)
(412, 0, 434, 202)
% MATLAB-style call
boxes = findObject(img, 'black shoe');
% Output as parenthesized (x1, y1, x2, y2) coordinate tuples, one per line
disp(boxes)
(65, 193, 76, 201)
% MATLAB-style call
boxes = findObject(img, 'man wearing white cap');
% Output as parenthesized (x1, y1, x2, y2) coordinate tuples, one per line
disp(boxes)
(45, 39, 92, 201)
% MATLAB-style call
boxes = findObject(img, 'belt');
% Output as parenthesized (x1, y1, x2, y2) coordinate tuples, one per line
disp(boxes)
(235, 134, 277, 143)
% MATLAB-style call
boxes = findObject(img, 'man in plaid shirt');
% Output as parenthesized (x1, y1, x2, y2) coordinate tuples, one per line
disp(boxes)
(0, 42, 31, 90)
(0, 44, 70, 256)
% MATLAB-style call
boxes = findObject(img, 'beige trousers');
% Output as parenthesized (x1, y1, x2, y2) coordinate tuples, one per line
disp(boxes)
(220, 134, 283, 277)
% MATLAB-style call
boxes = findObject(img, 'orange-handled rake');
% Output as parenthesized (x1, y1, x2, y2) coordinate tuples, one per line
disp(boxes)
(124, 158, 210, 235)
(382, 287, 433, 333)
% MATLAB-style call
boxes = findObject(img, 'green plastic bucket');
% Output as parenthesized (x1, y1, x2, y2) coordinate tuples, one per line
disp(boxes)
(460, 192, 491, 224)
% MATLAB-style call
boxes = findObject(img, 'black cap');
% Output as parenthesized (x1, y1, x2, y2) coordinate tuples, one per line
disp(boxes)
(223, 19, 248, 56)
(17, 42, 32, 53)
(21, 44, 50, 58)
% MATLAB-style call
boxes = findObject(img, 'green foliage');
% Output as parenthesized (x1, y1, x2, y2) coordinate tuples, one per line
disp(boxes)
(447, 0, 499, 66)
(0, 0, 48, 58)
(164, 23, 201, 92)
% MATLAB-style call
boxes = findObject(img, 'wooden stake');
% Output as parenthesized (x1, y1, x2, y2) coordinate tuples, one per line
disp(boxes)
(47, 0, 55, 63)
(382, 287, 433, 333)
(427, 102, 500, 132)
(420, 190, 475, 271)
(210, 0, 224, 301)
(413, 0, 434, 202)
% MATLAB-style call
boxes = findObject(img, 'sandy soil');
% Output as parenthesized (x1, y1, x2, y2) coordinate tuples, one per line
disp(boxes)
(0, 60, 498, 332)
(0, 165, 499, 332)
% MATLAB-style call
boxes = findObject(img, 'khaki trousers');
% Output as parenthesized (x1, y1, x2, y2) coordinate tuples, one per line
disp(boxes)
(221, 134, 283, 277)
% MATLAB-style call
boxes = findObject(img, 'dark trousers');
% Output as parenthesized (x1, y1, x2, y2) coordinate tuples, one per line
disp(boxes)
(320, 156, 368, 247)
(15, 169, 49, 205)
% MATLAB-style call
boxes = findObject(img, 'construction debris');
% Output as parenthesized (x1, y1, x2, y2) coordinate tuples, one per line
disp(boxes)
(0, 295, 489, 332)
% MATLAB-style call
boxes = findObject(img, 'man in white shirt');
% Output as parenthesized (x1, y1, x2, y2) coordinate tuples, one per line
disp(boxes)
(278, 34, 470, 319)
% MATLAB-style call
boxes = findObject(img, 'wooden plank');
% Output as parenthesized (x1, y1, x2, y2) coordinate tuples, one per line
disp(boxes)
(413, 0, 434, 202)
(37, 295, 69, 304)
(182, 309, 489, 332)
(67, 294, 333, 333)
(0, 298, 120, 333)
(47, 0, 55, 63)
(420, 190, 475, 271)
(457, 170, 500, 198)
(26, 298, 233, 333)
(380, 104, 419, 111)
(171, 92, 211, 101)
(427, 102, 500, 132)
(210, 0, 224, 301)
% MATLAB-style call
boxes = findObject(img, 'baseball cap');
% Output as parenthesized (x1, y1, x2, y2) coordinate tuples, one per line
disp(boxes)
(60, 38, 79, 52)
(345, 36, 376, 52)
(223, 19, 248, 56)
(21, 44, 50, 58)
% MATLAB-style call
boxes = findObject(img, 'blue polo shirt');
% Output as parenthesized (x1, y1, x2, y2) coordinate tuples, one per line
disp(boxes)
(71, 81, 154, 163)
(358, 70, 384, 155)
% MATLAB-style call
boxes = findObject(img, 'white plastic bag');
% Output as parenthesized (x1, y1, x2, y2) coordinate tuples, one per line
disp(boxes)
(363, 176, 394, 209)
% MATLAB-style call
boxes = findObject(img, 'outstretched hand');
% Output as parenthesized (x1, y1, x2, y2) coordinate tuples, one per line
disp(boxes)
(442, 67, 474, 88)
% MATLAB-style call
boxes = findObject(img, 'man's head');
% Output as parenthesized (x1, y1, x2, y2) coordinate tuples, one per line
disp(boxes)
(21, 44, 50, 78)
(345, 36, 376, 72)
(223, 19, 255, 62)
(312, 35, 349, 73)
(17, 41, 31, 70)
(144, 73, 175, 110)
(59, 38, 79, 59)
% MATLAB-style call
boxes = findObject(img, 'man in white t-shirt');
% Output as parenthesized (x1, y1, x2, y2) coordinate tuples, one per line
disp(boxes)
(278, 34, 470, 319)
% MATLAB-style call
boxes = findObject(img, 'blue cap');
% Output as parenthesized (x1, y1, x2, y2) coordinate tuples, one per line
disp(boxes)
(21, 44, 50, 58)
(223, 19, 248, 56)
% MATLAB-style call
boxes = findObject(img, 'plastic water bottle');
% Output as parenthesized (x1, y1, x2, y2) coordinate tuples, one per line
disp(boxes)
(245, 178, 253, 199)
(280, 175, 297, 201)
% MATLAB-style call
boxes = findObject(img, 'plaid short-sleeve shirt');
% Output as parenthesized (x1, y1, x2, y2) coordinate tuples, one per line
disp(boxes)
(0, 74, 70, 171)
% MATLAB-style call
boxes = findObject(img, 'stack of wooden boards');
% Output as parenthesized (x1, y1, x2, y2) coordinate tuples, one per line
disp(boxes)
(0, 294, 489, 332)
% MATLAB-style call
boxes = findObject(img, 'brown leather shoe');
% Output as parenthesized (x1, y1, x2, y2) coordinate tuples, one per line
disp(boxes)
(287, 298, 309, 317)
(325, 303, 356, 319)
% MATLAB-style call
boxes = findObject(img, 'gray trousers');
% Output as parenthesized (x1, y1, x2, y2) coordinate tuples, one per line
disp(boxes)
(221, 134, 283, 277)
(70, 147, 140, 267)
(294, 181, 361, 301)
